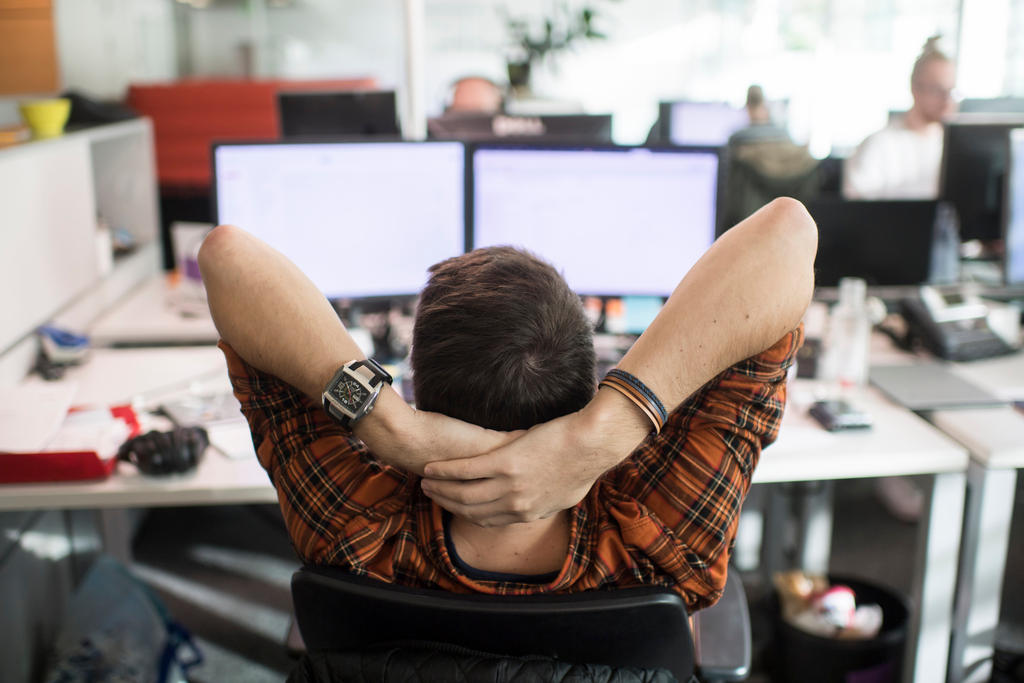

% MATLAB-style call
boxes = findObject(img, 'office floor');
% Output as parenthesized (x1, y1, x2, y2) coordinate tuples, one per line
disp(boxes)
(131, 477, 1024, 683)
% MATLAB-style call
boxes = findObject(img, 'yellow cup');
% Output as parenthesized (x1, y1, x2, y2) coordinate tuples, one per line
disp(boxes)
(19, 98, 71, 139)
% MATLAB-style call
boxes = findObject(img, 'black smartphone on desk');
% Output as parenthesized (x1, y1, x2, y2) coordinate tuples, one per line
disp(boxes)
(809, 400, 873, 431)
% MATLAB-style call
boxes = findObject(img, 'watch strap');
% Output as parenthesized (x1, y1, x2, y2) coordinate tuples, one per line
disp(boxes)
(347, 358, 393, 388)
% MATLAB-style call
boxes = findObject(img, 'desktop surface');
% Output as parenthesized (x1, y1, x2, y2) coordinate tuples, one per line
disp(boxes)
(428, 113, 613, 144)
(278, 90, 400, 138)
(940, 117, 1024, 242)
(661, 101, 748, 147)
(806, 199, 939, 287)
(471, 144, 720, 297)
(213, 141, 466, 299)
(1006, 129, 1024, 286)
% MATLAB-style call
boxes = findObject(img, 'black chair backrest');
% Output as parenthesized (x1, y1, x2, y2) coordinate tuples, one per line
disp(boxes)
(292, 566, 697, 681)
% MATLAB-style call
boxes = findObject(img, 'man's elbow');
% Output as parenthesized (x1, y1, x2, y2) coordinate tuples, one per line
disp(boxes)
(197, 224, 244, 279)
(764, 197, 818, 271)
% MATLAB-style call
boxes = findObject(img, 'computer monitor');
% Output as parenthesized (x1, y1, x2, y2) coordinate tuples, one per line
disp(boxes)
(278, 90, 400, 138)
(428, 113, 613, 144)
(213, 141, 466, 299)
(471, 144, 720, 297)
(659, 101, 749, 147)
(939, 116, 1024, 242)
(959, 97, 1024, 114)
(807, 199, 941, 287)
(1005, 128, 1024, 285)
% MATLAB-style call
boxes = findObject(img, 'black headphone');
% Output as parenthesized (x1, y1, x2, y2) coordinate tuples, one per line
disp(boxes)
(118, 427, 208, 476)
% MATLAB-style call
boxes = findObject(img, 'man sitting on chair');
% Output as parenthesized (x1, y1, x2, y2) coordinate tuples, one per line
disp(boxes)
(198, 197, 816, 611)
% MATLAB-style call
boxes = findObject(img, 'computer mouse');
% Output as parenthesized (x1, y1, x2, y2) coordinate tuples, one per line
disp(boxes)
(117, 427, 208, 476)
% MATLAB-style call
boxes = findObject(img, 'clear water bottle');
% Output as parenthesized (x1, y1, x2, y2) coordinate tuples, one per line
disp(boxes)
(822, 277, 871, 389)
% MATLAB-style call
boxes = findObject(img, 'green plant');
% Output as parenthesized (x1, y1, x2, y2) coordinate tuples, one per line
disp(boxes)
(503, 2, 615, 67)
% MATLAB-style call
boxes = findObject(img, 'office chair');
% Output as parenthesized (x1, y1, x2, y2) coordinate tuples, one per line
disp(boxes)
(719, 139, 821, 233)
(290, 565, 750, 682)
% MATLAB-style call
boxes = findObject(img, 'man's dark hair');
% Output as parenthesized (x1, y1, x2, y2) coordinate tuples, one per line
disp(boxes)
(411, 247, 596, 431)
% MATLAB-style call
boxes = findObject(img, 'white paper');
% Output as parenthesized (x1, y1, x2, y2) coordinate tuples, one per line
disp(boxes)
(45, 410, 131, 460)
(207, 420, 257, 460)
(0, 384, 77, 452)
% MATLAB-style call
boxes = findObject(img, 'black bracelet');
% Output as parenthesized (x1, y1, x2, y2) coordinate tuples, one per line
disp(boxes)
(599, 369, 669, 434)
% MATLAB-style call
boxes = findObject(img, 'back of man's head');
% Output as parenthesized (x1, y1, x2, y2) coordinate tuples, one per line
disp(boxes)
(447, 76, 504, 115)
(411, 247, 596, 431)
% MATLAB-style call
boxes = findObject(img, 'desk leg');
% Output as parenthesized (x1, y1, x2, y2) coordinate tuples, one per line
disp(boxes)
(759, 482, 834, 577)
(97, 508, 133, 564)
(904, 471, 965, 683)
(796, 481, 833, 575)
(948, 462, 1017, 683)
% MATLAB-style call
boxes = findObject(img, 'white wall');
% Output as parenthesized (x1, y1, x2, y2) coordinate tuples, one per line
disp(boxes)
(53, 0, 177, 100)
(7, 0, 1023, 148)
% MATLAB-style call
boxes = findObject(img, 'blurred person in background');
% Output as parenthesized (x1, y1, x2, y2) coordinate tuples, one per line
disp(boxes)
(720, 85, 819, 230)
(843, 36, 958, 200)
(728, 85, 791, 146)
(445, 75, 505, 114)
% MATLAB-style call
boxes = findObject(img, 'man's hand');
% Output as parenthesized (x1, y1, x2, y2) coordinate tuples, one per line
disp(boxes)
(360, 392, 523, 475)
(419, 388, 651, 526)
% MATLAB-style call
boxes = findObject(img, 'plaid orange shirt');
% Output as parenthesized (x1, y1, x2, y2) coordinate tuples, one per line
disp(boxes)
(221, 326, 801, 611)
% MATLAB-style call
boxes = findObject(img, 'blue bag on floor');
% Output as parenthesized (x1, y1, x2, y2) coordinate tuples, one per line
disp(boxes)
(44, 554, 202, 683)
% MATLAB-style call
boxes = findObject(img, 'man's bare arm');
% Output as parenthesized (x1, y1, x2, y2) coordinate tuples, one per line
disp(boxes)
(198, 225, 516, 472)
(421, 197, 818, 524)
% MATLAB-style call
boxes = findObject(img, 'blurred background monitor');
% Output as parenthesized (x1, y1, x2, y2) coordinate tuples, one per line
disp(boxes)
(1006, 129, 1024, 285)
(428, 113, 613, 144)
(213, 141, 466, 299)
(659, 100, 749, 146)
(472, 144, 720, 297)
(959, 97, 1024, 114)
(939, 116, 1024, 243)
(807, 199, 942, 287)
(278, 90, 400, 138)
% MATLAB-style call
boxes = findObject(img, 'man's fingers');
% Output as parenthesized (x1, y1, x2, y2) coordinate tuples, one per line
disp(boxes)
(421, 477, 505, 506)
(421, 493, 527, 528)
(422, 452, 502, 481)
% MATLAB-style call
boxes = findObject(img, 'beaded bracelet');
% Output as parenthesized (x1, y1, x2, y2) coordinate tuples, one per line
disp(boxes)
(598, 369, 669, 434)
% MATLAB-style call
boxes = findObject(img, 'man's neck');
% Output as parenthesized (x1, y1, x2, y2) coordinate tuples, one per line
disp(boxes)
(448, 511, 570, 576)
(903, 108, 941, 133)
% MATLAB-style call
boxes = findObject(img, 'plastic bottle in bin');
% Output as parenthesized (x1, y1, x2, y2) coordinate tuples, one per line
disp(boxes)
(822, 277, 871, 388)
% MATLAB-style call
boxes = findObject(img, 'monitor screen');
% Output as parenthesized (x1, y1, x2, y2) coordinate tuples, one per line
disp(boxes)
(663, 101, 748, 146)
(429, 113, 613, 144)
(278, 91, 400, 138)
(940, 117, 1024, 242)
(213, 141, 466, 299)
(807, 199, 940, 287)
(472, 145, 720, 297)
(1006, 129, 1024, 285)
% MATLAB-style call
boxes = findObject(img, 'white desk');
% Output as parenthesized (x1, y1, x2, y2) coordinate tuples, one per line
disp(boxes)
(762, 380, 968, 683)
(88, 275, 219, 347)
(931, 352, 1024, 683)
(7, 346, 276, 513)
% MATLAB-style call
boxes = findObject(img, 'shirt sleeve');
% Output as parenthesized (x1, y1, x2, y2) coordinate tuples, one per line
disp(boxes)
(601, 326, 803, 592)
(218, 342, 413, 564)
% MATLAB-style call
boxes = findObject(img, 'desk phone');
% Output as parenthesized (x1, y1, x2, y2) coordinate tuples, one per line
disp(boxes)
(901, 286, 1017, 361)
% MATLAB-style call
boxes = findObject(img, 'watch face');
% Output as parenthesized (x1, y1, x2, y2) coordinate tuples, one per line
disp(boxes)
(331, 376, 370, 412)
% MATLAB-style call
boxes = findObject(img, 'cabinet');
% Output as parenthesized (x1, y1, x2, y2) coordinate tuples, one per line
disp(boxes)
(0, 119, 160, 358)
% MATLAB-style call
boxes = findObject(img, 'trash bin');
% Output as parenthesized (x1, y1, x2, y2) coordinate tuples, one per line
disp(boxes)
(773, 575, 910, 683)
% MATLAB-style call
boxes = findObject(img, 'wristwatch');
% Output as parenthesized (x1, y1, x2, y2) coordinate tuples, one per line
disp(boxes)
(322, 359, 393, 428)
